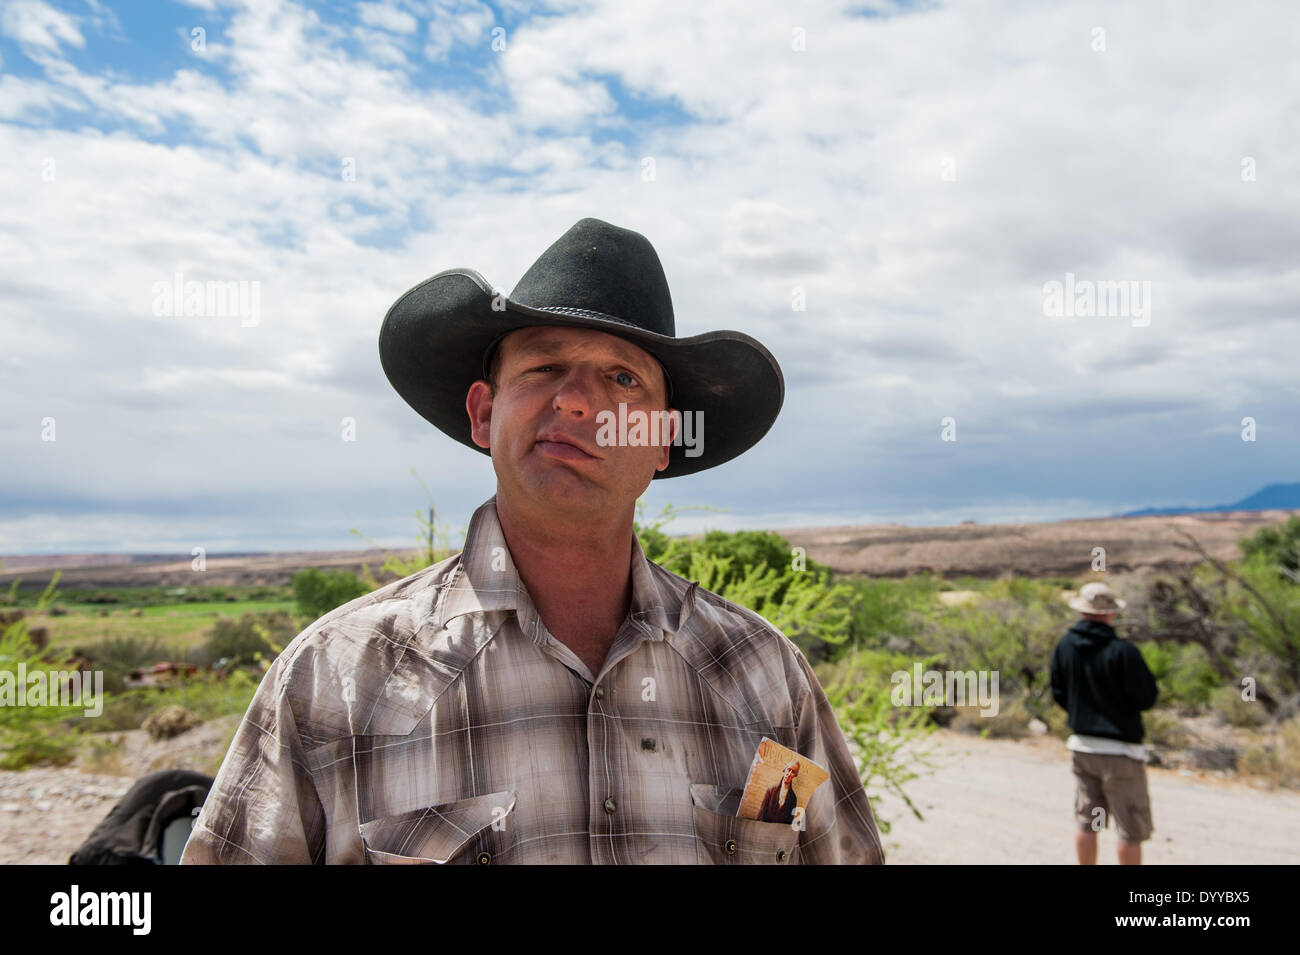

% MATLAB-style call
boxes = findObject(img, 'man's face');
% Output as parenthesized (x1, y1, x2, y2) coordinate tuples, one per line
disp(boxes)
(466, 325, 677, 518)
(782, 762, 799, 786)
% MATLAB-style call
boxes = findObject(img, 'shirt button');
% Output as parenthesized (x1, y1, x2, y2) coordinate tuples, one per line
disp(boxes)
(594, 686, 604, 699)
(476, 851, 491, 865)
(603, 797, 616, 813)
(724, 839, 737, 854)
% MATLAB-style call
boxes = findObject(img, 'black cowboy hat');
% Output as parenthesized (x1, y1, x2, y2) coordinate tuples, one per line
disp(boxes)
(378, 217, 784, 478)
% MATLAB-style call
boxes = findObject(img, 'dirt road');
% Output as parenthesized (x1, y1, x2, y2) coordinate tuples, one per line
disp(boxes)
(872, 729, 1300, 864)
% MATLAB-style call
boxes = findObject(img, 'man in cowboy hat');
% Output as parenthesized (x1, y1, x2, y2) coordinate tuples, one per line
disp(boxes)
(1050, 581, 1158, 865)
(183, 217, 884, 865)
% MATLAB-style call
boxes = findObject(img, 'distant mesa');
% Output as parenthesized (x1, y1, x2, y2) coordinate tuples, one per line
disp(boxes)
(1118, 482, 1300, 517)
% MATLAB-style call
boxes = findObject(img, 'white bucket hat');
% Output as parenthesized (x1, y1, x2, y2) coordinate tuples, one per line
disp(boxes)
(1068, 581, 1127, 615)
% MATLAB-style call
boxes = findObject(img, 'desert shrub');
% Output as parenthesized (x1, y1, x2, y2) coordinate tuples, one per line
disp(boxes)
(1209, 684, 1267, 728)
(984, 575, 1062, 606)
(911, 595, 1073, 721)
(147, 668, 262, 722)
(95, 692, 156, 732)
(84, 635, 177, 694)
(1238, 717, 1300, 789)
(143, 704, 199, 740)
(194, 611, 297, 667)
(1218, 555, 1300, 717)
(844, 574, 943, 649)
(292, 568, 368, 620)
(679, 548, 858, 662)
(73, 591, 120, 604)
(1126, 532, 1300, 723)
(1143, 707, 1193, 749)
(1138, 641, 1220, 710)
(0, 573, 89, 768)
(815, 646, 940, 835)
(635, 505, 858, 663)
(1044, 703, 1072, 739)
(1239, 515, 1300, 584)
(80, 733, 128, 776)
(950, 697, 1034, 739)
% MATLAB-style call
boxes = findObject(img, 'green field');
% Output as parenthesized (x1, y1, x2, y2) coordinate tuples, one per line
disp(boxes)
(40, 600, 300, 651)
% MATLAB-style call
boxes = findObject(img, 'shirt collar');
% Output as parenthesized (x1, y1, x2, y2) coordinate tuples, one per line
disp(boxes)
(434, 495, 682, 641)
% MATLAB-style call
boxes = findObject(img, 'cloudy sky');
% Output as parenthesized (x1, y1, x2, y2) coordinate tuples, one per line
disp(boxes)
(1, 0, 1297, 555)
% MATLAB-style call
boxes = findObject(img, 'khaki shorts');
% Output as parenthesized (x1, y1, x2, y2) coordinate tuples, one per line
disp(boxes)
(1072, 751, 1153, 843)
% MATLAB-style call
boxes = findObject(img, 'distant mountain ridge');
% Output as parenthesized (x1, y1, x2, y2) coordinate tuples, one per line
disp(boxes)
(1119, 482, 1300, 517)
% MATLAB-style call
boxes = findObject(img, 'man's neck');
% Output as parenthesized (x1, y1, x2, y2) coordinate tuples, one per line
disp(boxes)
(494, 491, 635, 675)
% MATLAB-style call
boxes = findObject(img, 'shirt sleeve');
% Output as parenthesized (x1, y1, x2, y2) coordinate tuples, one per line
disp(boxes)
(180, 651, 326, 864)
(789, 652, 887, 864)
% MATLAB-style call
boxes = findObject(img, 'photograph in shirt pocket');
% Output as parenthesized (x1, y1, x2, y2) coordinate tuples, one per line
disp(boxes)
(737, 738, 830, 828)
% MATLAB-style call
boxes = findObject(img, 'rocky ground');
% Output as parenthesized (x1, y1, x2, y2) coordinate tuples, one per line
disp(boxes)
(0, 714, 240, 865)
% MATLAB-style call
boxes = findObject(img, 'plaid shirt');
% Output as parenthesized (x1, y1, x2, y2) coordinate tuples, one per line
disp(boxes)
(181, 496, 885, 865)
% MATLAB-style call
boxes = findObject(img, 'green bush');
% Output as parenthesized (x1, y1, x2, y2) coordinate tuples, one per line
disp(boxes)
(1239, 515, 1300, 583)
(0, 572, 90, 768)
(816, 646, 940, 835)
(911, 597, 1073, 720)
(844, 574, 944, 649)
(1209, 684, 1267, 727)
(1143, 707, 1193, 749)
(94, 691, 157, 732)
(634, 505, 858, 663)
(194, 611, 297, 667)
(292, 567, 368, 620)
(1138, 641, 1220, 710)
(84, 635, 177, 694)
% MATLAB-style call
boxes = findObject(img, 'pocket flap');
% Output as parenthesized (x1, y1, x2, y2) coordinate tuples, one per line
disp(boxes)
(359, 790, 516, 864)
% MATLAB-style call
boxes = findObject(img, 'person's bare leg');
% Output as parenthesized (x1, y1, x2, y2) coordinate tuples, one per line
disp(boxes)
(1076, 829, 1098, 865)
(1117, 840, 1142, 865)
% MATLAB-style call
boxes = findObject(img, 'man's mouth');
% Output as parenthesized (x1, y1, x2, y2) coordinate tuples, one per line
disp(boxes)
(535, 433, 598, 460)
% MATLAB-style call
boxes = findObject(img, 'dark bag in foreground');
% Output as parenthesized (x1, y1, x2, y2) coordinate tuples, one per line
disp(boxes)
(69, 768, 213, 865)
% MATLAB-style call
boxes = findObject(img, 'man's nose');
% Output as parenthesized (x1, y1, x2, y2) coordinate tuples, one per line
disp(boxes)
(551, 365, 603, 415)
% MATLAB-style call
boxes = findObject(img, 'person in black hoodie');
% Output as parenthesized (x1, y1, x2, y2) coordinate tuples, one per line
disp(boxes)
(1050, 581, 1158, 865)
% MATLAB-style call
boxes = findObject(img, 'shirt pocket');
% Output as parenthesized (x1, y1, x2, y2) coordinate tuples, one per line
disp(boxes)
(690, 783, 799, 865)
(359, 790, 516, 864)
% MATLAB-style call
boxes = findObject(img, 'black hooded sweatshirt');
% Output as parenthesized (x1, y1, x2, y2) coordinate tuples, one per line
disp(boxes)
(1050, 618, 1158, 743)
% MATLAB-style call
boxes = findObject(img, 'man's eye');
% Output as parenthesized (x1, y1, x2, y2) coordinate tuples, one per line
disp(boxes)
(614, 371, 639, 388)
(530, 365, 553, 373)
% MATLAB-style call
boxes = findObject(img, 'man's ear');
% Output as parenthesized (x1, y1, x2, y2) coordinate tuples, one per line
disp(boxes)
(654, 407, 679, 472)
(466, 380, 493, 449)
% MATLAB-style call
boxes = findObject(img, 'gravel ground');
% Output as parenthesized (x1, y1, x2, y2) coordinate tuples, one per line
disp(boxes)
(0, 714, 241, 865)
(873, 729, 1300, 864)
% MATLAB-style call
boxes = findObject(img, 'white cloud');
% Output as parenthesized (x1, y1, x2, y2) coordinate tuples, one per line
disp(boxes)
(1, 0, 1298, 552)
(423, 0, 494, 62)
(358, 1, 418, 34)
(1, 0, 84, 54)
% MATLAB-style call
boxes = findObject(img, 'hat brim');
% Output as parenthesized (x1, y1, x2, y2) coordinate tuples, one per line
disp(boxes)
(378, 269, 785, 479)
(1068, 596, 1126, 613)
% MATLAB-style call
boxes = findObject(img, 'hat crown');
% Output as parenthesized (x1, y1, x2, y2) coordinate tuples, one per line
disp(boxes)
(1079, 582, 1120, 609)
(508, 218, 676, 337)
